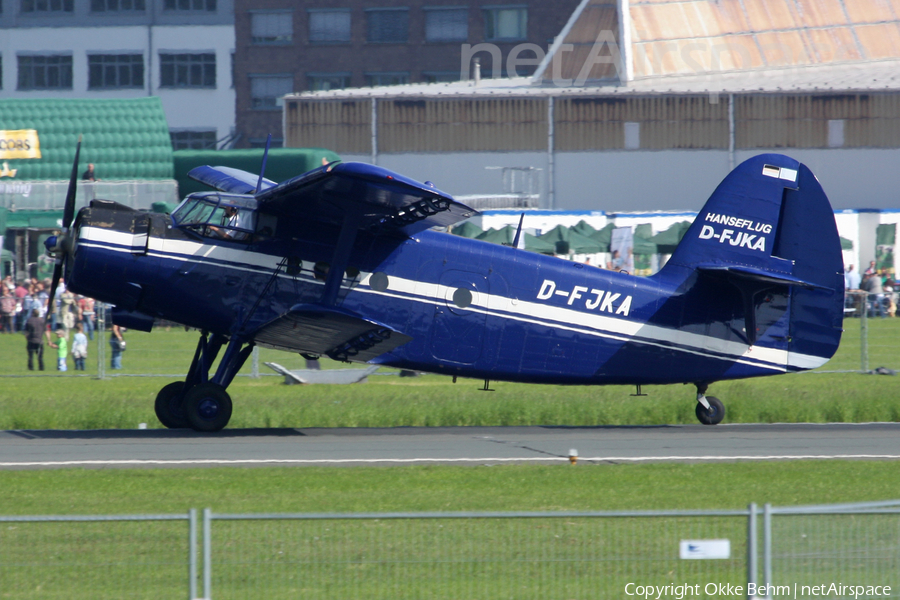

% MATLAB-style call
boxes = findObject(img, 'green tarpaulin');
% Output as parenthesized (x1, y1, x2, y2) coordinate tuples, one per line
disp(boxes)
(5, 211, 63, 229)
(589, 223, 615, 252)
(477, 225, 556, 253)
(571, 220, 598, 238)
(840, 236, 853, 250)
(538, 224, 604, 254)
(649, 221, 692, 254)
(451, 221, 483, 238)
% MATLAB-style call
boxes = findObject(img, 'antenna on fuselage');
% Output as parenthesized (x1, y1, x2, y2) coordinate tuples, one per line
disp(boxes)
(511, 213, 526, 249)
(255, 134, 272, 194)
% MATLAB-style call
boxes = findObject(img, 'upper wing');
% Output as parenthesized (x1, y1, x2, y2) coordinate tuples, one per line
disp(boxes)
(188, 165, 277, 195)
(254, 161, 478, 237)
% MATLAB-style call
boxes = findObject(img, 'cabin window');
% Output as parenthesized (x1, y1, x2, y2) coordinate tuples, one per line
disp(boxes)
(172, 192, 258, 243)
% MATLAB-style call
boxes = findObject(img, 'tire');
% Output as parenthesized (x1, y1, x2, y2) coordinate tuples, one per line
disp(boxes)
(695, 396, 725, 425)
(154, 381, 189, 429)
(183, 382, 233, 432)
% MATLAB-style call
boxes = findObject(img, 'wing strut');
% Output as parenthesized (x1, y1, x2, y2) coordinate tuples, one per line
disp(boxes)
(322, 209, 362, 306)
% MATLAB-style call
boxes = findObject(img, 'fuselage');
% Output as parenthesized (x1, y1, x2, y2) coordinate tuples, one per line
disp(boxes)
(69, 202, 826, 386)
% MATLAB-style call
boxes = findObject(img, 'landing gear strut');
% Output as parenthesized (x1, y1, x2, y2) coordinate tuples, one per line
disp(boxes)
(154, 331, 254, 432)
(694, 382, 725, 426)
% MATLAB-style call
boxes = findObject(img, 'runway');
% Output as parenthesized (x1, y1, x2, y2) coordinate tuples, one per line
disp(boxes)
(1, 423, 900, 469)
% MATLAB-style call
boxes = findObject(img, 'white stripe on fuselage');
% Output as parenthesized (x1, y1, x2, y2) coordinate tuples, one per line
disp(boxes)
(78, 226, 829, 372)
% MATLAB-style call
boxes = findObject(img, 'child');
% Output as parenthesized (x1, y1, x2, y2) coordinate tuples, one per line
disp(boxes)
(71, 323, 88, 371)
(49, 327, 68, 372)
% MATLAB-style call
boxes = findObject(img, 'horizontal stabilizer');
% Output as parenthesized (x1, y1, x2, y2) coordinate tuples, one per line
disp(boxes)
(255, 161, 478, 236)
(253, 304, 412, 362)
(188, 165, 277, 195)
(696, 264, 830, 290)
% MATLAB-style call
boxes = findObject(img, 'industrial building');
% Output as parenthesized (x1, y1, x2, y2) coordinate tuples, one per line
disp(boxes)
(283, 0, 900, 215)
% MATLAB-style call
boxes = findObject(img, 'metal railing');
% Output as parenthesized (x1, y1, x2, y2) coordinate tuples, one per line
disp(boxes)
(0, 180, 179, 211)
(1, 501, 898, 599)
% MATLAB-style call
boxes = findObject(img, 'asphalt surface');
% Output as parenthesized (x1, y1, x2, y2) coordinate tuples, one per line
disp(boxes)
(1, 423, 899, 469)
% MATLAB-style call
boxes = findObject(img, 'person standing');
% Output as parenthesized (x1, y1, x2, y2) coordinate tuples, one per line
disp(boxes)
(48, 327, 68, 372)
(109, 324, 125, 369)
(71, 323, 88, 371)
(78, 295, 96, 340)
(0, 286, 15, 333)
(24, 309, 48, 371)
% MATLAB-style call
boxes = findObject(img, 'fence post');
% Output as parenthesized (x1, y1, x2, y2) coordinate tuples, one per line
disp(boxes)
(203, 508, 211, 600)
(251, 346, 259, 379)
(763, 503, 772, 594)
(97, 303, 106, 380)
(860, 293, 868, 373)
(747, 503, 757, 598)
(189, 508, 197, 600)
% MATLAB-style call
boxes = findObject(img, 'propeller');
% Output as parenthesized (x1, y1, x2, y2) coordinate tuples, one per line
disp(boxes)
(45, 135, 82, 313)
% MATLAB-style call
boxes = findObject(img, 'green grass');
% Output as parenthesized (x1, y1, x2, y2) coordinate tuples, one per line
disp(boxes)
(2, 461, 899, 514)
(2, 463, 899, 599)
(0, 318, 898, 430)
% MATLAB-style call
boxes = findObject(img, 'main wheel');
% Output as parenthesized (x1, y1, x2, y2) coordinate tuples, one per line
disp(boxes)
(695, 396, 725, 425)
(155, 381, 189, 429)
(183, 382, 233, 432)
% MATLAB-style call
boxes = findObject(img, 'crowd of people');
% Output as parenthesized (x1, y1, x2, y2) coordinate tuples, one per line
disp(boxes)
(0, 275, 125, 371)
(844, 261, 897, 318)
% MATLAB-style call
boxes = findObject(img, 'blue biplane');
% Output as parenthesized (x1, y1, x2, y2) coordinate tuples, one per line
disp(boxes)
(46, 143, 844, 431)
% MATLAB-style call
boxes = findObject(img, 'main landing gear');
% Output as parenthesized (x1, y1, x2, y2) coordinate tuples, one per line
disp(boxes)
(694, 382, 725, 426)
(154, 332, 254, 432)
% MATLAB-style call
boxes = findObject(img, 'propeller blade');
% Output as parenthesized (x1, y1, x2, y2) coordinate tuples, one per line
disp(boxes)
(63, 135, 83, 230)
(47, 262, 63, 313)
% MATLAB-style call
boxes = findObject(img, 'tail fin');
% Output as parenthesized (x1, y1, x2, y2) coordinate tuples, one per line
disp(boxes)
(665, 154, 844, 367)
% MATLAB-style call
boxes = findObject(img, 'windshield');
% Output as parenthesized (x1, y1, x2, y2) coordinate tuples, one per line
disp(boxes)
(172, 192, 258, 242)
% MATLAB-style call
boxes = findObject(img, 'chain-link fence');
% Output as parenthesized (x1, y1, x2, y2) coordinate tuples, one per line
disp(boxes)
(2, 502, 899, 599)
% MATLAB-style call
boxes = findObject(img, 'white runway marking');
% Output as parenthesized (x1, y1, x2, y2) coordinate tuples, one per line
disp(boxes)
(3, 454, 900, 467)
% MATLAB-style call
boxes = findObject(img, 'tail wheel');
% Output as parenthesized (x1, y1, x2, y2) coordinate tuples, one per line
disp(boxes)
(155, 381, 188, 429)
(183, 382, 233, 432)
(695, 396, 725, 425)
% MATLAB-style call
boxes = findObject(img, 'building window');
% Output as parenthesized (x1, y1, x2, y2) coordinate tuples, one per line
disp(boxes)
(423, 71, 460, 83)
(307, 73, 350, 91)
(251, 11, 292, 45)
(365, 72, 409, 87)
(828, 119, 845, 148)
(366, 8, 408, 44)
(91, 0, 145, 11)
(21, 0, 73, 12)
(171, 130, 217, 150)
(250, 74, 293, 109)
(624, 122, 640, 150)
(163, 0, 215, 11)
(17, 55, 72, 90)
(308, 9, 351, 43)
(160, 53, 216, 88)
(483, 7, 527, 41)
(88, 54, 144, 89)
(425, 8, 467, 42)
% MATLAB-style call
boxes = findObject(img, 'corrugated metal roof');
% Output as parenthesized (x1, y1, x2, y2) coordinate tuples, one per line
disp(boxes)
(529, 0, 900, 81)
(286, 58, 900, 101)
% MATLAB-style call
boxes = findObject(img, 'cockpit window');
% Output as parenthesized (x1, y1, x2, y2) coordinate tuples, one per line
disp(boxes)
(172, 192, 258, 242)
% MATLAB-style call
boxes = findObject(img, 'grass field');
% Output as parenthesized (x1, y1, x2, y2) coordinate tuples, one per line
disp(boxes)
(0, 317, 897, 430)
(1, 320, 898, 598)
(2, 463, 899, 599)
